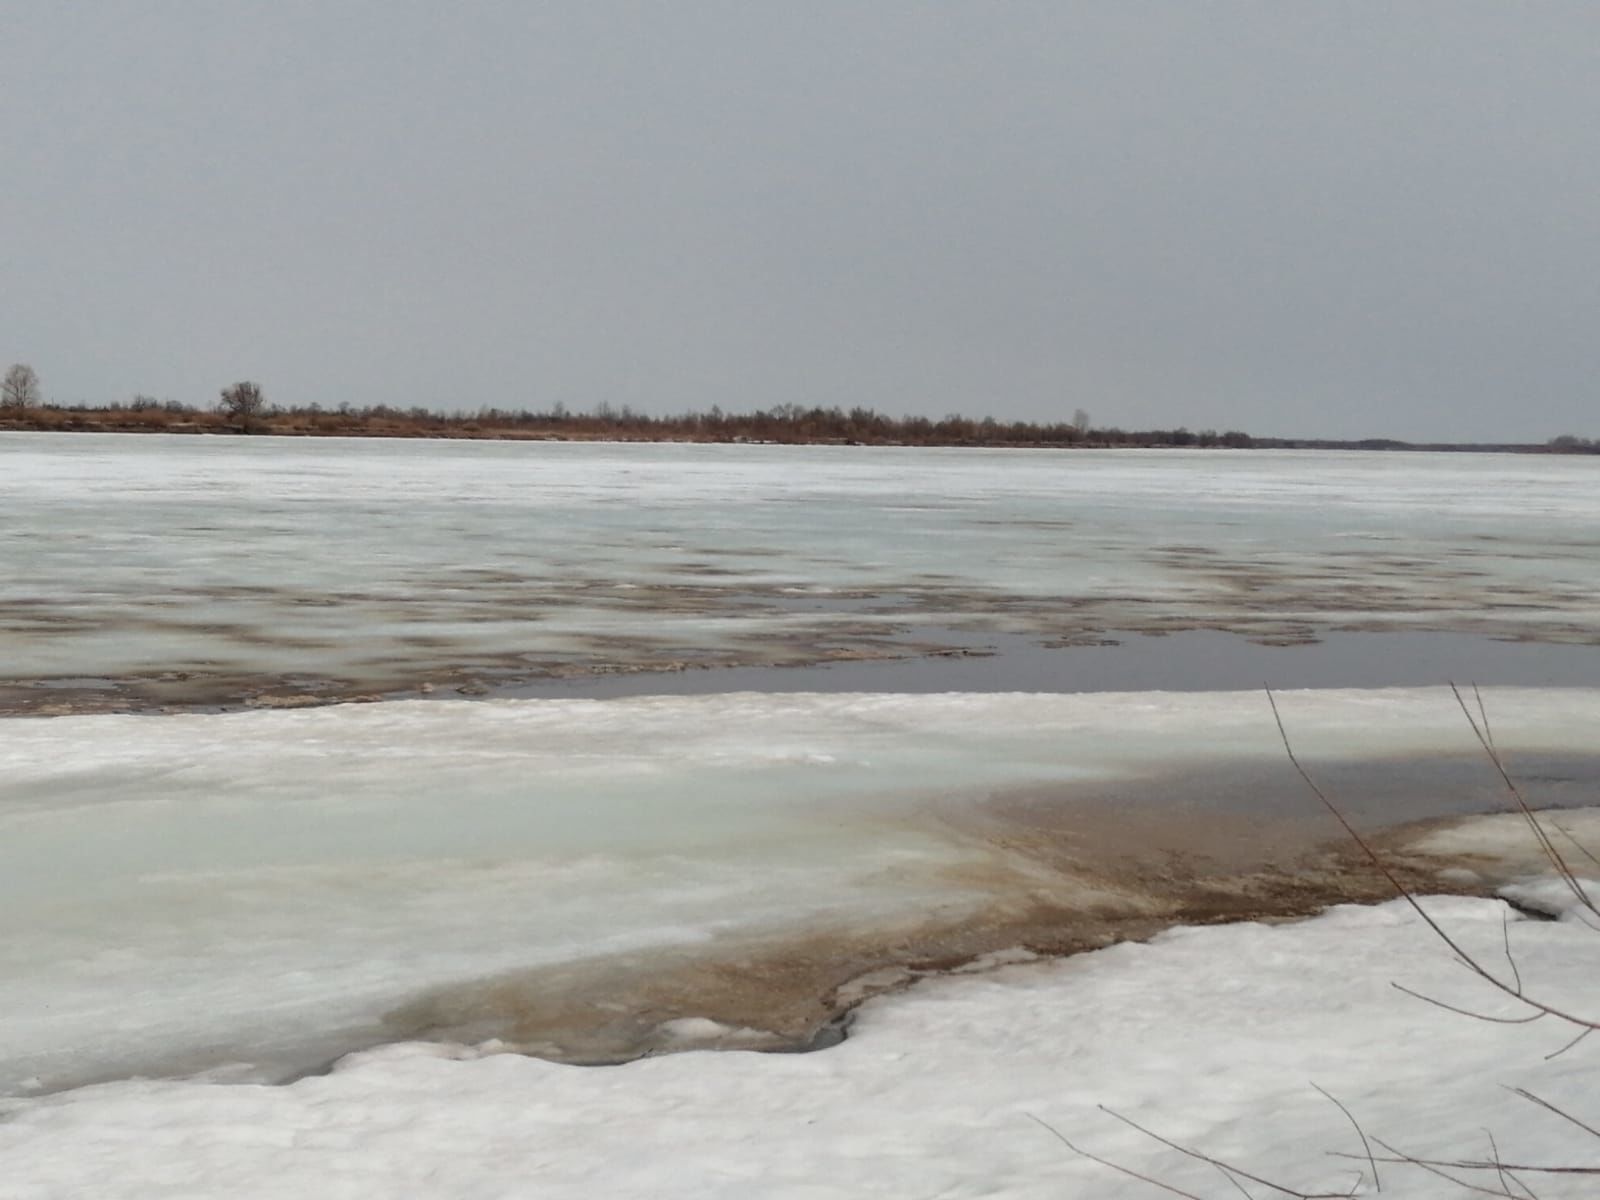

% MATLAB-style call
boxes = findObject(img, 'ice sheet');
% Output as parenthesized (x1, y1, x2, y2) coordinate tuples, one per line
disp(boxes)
(3, 686, 1598, 1096)
(5, 434, 1600, 708)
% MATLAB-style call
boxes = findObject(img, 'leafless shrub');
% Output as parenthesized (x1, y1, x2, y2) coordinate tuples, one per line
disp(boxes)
(2, 363, 41, 409)
(217, 381, 267, 433)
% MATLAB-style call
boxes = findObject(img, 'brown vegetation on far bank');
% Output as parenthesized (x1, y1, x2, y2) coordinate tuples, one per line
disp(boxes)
(0, 395, 1236, 448)
(0, 391, 1591, 452)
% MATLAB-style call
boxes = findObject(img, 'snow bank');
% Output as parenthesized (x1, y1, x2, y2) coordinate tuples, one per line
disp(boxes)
(2, 893, 1595, 1199)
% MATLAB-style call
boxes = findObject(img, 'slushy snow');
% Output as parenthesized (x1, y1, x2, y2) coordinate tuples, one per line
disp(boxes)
(2, 891, 1595, 1199)
(5, 686, 1598, 1195)
(6, 687, 1600, 1096)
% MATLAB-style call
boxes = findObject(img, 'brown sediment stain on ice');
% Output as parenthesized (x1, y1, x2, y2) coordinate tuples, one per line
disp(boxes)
(380, 779, 1598, 1068)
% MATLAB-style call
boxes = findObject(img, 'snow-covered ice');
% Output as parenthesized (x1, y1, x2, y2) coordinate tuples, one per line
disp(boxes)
(7, 435, 1600, 1195)
(5, 434, 1600, 705)
(3, 890, 1596, 1199)
(4, 686, 1598, 1098)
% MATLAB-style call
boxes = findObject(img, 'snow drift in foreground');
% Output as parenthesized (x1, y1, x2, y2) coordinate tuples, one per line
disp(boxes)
(3, 891, 1595, 1199)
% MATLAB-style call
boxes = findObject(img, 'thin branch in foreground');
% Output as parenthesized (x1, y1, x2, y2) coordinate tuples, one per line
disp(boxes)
(1541, 1024, 1593, 1062)
(1389, 982, 1544, 1025)
(1054, 692, 1600, 1199)
(1024, 1113, 1209, 1200)
(1097, 1105, 1356, 1199)
(1264, 686, 1600, 1037)
(1311, 1083, 1379, 1193)
(1484, 1128, 1538, 1200)
(1549, 821, 1600, 873)
(1474, 683, 1498, 754)
(1364, 1139, 1525, 1199)
(1452, 684, 1597, 920)
(1345, 1145, 1600, 1176)
(1509, 1087, 1600, 1141)
(1213, 1161, 1258, 1200)
(1500, 910, 1524, 995)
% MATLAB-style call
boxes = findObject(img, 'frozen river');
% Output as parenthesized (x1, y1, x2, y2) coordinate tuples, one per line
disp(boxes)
(6, 687, 1600, 1096)
(2, 433, 1598, 1096)
(3, 433, 1600, 711)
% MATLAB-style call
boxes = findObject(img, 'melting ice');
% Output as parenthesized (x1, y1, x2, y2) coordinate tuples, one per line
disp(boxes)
(4, 687, 1599, 1095)
(4, 435, 1600, 703)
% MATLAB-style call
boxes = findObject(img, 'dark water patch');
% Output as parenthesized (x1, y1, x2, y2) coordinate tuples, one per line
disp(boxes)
(20, 676, 122, 692)
(8, 627, 1600, 717)
(989, 749, 1600, 859)
(492, 629, 1600, 701)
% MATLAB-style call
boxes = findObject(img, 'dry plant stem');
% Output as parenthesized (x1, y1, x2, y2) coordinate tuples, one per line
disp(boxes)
(1484, 1128, 1536, 1200)
(1025, 1113, 1209, 1200)
(1509, 1087, 1600, 1141)
(1350, 1147, 1599, 1177)
(1096, 1106, 1358, 1199)
(1454, 683, 1598, 920)
(1028, 1111, 1363, 1200)
(1213, 1161, 1257, 1200)
(1263, 687, 1600, 1040)
(1310, 1083, 1379, 1192)
(1366, 1139, 1528, 1200)
(1549, 823, 1600, 873)
(1385, 983, 1542, 1026)
(1540, 1026, 1593, 1062)
(1500, 911, 1524, 993)
(1057, 692, 1599, 1197)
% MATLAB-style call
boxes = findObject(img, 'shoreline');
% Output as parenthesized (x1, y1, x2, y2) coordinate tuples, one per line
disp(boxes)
(9, 864, 1592, 1199)
(8, 682, 1599, 1100)
(369, 796, 1600, 1070)
(14, 771, 1597, 1098)
(3, 417, 1589, 456)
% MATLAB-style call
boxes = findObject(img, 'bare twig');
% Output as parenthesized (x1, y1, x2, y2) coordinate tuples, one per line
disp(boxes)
(1055, 692, 1600, 1199)
(1500, 910, 1524, 995)
(1311, 1083, 1379, 1193)
(1542, 1024, 1593, 1062)
(1097, 1106, 1354, 1199)
(1366, 1139, 1526, 1199)
(1549, 821, 1600, 873)
(1265, 687, 1600, 1038)
(1389, 982, 1544, 1025)
(1474, 683, 1496, 753)
(1484, 1128, 1538, 1200)
(1451, 684, 1598, 920)
(1509, 1087, 1600, 1141)
(1214, 1160, 1258, 1200)
(1025, 1112, 1209, 1200)
(1342, 1146, 1600, 1176)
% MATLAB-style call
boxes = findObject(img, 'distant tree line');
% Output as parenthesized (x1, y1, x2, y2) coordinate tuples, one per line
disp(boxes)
(1547, 433, 1600, 454)
(0, 364, 1591, 453)
(0, 378, 1253, 448)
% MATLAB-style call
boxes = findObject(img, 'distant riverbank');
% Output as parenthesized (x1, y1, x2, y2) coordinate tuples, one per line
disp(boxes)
(0, 401, 1588, 452)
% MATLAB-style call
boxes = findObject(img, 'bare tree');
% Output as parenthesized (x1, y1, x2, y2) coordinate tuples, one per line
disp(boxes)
(2, 363, 41, 409)
(217, 381, 266, 432)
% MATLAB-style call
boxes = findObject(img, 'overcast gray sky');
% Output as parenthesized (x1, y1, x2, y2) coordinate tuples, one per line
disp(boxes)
(3, 2, 1597, 440)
